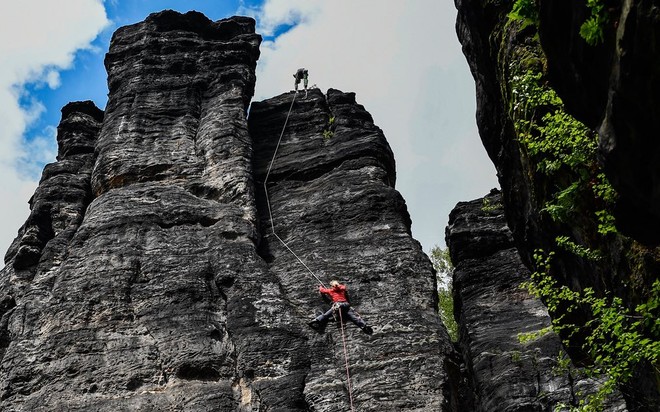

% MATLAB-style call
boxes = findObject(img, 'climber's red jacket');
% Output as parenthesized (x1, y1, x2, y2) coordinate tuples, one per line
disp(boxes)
(319, 284, 349, 303)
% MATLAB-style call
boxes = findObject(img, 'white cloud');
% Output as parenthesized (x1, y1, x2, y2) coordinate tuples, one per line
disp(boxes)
(252, 0, 499, 250)
(17, 126, 59, 180)
(0, 0, 108, 264)
(45, 70, 62, 89)
(0, 0, 498, 264)
(241, 0, 322, 36)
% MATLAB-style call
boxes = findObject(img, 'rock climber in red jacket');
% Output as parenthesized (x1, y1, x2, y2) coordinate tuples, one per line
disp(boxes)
(309, 280, 373, 334)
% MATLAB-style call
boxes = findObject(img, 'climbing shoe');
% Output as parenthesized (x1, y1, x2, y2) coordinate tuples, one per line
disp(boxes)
(362, 325, 373, 335)
(308, 320, 325, 333)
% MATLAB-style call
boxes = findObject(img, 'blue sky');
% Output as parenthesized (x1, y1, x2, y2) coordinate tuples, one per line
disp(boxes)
(20, 1, 254, 162)
(0, 0, 498, 262)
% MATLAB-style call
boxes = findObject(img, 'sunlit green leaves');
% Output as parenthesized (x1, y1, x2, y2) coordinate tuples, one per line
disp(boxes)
(429, 246, 458, 341)
(580, 0, 607, 46)
(511, 70, 597, 177)
(509, 0, 607, 46)
(508, 0, 539, 29)
(525, 251, 660, 411)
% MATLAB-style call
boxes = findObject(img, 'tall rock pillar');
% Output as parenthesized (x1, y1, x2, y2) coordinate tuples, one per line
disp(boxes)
(250, 89, 457, 411)
(0, 10, 457, 411)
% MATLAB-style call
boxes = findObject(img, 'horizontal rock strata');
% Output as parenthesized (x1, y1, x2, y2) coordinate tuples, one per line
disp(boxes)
(250, 88, 455, 411)
(0, 10, 456, 411)
(446, 190, 626, 412)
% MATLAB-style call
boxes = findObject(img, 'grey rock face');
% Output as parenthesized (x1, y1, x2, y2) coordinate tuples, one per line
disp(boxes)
(446, 190, 627, 412)
(454, 0, 541, 264)
(5, 100, 102, 272)
(537, 0, 660, 245)
(250, 88, 456, 411)
(0, 10, 273, 411)
(0, 11, 455, 411)
(455, 1, 660, 409)
(0, 101, 102, 389)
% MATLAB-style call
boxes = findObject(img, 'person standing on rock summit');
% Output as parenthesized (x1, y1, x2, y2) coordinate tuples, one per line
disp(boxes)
(309, 280, 373, 334)
(293, 68, 308, 92)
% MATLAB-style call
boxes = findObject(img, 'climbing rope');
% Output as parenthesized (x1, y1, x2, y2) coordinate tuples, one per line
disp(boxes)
(338, 307, 356, 412)
(263, 90, 326, 288)
(263, 89, 356, 411)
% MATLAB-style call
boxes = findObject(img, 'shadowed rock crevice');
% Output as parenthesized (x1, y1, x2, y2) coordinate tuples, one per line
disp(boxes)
(175, 363, 222, 381)
(536, 0, 660, 245)
(446, 190, 626, 411)
(455, 1, 660, 409)
(0, 296, 16, 362)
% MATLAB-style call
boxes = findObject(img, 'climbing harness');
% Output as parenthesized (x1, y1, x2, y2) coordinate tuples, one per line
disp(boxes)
(263, 89, 357, 411)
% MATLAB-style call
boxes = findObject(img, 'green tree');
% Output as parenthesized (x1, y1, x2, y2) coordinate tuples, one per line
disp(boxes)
(430, 246, 458, 341)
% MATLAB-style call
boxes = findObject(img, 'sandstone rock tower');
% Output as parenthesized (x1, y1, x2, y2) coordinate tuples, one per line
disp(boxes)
(0, 11, 453, 411)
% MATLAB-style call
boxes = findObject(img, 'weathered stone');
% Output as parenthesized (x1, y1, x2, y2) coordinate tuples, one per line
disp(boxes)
(454, 0, 543, 264)
(5, 101, 102, 273)
(446, 190, 626, 412)
(95, 10, 260, 214)
(455, 1, 660, 409)
(0, 10, 456, 411)
(0, 11, 275, 411)
(14, 5, 655, 410)
(537, 0, 660, 245)
(250, 88, 456, 411)
(57, 100, 104, 158)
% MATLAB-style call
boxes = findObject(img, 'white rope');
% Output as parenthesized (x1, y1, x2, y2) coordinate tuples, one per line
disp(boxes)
(338, 307, 356, 412)
(263, 90, 356, 410)
(263, 91, 326, 288)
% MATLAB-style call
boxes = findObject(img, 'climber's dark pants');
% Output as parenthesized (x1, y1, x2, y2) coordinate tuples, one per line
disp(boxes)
(315, 302, 366, 328)
(294, 74, 308, 90)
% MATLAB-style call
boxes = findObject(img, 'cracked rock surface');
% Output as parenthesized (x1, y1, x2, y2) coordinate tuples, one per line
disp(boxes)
(446, 190, 627, 412)
(0, 10, 455, 411)
(250, 88, 455, 411)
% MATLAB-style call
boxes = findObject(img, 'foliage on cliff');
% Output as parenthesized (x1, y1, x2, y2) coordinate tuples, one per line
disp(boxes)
(505, 10, 660, 411)
(510, 0, 607, 45)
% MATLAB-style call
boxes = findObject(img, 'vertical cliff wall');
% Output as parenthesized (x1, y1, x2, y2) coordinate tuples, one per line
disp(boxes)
(0, 10, 455, 411)
(454, 0, 660, 410)
(446, 190, 626, 412)
(249, 89, 455, 411)
(536, 0, 660, 244)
